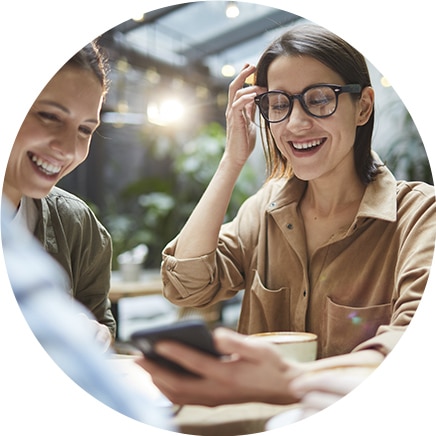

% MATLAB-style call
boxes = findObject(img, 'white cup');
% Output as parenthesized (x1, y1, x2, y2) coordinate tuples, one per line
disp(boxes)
(248, 331, 318, 363)
(118, 262, 142, 282)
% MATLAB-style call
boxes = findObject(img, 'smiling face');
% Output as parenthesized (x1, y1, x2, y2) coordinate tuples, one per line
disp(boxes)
(267, 55, 373, 183)
(4, 65, 103, 207)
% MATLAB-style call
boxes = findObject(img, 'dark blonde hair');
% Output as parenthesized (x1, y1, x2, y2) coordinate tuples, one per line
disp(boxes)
(255, 23, 379, 184)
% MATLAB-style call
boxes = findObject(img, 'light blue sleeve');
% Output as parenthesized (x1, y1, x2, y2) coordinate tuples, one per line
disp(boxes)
(1, 197, 175, 431)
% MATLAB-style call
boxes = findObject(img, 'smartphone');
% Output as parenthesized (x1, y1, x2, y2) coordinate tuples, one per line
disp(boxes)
(130, 319, 221, 375)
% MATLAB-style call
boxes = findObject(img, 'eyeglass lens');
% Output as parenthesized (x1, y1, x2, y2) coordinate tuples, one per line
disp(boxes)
(259, 86, 338, 122)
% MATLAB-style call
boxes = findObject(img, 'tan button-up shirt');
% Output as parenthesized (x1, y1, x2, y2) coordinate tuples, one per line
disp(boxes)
(162, 166, 436, 358)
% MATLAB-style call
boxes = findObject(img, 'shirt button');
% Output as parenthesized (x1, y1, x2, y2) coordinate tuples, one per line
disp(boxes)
(287, 223, 293, 230)
(303, 290, 307, 297)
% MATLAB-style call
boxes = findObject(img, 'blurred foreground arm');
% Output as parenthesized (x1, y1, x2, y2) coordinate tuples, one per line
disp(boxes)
(136, 327, 303, 406)
(136, 328, 383, 408)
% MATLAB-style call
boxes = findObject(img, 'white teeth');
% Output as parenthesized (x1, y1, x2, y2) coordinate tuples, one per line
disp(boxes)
(292, 139, 323, 150)
(31, 154, 61, 175)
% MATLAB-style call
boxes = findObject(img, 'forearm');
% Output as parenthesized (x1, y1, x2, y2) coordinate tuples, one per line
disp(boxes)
(175, 155, 243, 259)
(175, 64, 260, 260)
(288, 349, 384, 417)
(304, 349, 384, 373)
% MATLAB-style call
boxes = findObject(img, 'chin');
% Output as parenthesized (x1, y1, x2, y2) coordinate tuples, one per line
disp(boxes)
(293, 169, 319, 182)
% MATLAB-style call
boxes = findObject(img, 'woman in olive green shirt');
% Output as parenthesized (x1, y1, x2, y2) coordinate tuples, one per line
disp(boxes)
(3, 42, 116, 348)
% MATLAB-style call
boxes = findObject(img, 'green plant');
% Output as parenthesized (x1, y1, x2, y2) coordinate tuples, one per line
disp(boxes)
(105, 122, 260, 269)
(381, 110, 432, 184)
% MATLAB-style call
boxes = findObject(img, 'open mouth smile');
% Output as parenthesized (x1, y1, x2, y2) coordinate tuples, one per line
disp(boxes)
(28, 152, 62, 176)
(291, 138, 326, 151)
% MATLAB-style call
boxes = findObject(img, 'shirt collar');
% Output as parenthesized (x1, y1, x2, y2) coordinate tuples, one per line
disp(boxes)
(356, 164, 397, 222)
(269, 164, 397, 223)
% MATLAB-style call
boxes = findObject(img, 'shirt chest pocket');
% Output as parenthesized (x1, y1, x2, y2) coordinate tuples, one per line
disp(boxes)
(322, 296, 392, 357)
(243, 270, 291, 333)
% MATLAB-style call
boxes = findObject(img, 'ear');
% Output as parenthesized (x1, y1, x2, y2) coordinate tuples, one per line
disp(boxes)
(356, 86, 374, 126)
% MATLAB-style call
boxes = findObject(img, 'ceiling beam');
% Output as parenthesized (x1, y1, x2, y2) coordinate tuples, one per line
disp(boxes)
(104, 3, 192, 35)
(177, 10, 300, 62)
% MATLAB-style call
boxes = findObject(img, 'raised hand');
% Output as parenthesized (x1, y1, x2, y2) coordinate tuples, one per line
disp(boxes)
(224, 64, 265, 168)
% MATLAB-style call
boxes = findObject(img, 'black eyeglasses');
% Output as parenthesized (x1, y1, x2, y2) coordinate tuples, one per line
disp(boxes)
(254, 84, 362, 123)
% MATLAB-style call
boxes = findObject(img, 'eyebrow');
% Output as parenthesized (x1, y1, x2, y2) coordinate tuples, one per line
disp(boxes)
(38, 99, 100, 124)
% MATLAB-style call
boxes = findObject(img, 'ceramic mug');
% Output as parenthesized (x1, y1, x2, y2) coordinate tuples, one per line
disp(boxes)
(248, 331, 318, 363)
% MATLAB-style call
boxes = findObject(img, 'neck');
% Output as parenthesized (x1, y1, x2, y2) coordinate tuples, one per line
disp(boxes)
(303, 173, 365, 219)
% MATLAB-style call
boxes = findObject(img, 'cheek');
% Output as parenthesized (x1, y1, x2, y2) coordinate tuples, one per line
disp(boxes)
(79, 143, 90, 161)
(13, 120, 36, 147)
(9, 126, 35, 163)
(269, 126, 284, 149)
(76, 139, 91, 161)
(64, 140, 90, 177)
(339, 120, 359, 149)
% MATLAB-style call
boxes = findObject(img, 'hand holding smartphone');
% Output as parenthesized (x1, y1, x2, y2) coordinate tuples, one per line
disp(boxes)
(130, 319, 221, 375)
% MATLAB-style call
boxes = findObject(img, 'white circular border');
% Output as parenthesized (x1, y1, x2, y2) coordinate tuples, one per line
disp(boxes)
(1, 1, 434, 435)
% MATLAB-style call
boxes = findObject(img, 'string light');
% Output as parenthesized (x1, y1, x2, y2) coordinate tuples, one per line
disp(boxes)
(147, 98, 185, 126)
(226, 1, 239, 18)
(221, 64, 236, 77)
(380, 76, 391, 87)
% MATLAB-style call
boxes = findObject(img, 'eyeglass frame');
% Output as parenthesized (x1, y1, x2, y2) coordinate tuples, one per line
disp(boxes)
(254, 83, 362, 123)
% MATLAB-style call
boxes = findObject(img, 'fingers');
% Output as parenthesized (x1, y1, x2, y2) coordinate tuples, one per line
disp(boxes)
(153, 340, 235, 380)
(228, 64, 256, 99)
(213, 327, 278, 362)
(226, 64, 263, 118)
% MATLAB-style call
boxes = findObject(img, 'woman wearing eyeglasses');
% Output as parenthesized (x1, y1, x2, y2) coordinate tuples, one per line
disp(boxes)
(149, 23, 435, 408)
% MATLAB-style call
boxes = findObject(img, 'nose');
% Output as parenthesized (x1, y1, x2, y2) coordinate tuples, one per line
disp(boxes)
(284, 98, 312, 131)
(48, 127, 77, 156)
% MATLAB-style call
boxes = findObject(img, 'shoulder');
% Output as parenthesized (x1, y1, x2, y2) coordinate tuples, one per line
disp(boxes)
(43, 186, 98, 220)
(43, 187, 110, 236)
(396, 180, 435, 207)
(395, 181, 436, 232)
(396, 180, 435, 197)
(46, 186, 90, 208)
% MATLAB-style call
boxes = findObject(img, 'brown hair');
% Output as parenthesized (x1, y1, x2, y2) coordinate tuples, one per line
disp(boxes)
(255, 23, 379, 184)
(64, 40, 110, 99)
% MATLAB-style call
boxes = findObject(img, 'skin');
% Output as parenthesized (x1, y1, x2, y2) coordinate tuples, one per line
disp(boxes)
(4, 65, 102, 206)
(266, 56, 374, 257)
(135, 328, 383, 407)
(3, 65, 112, 350)
(137, 56, 382, 409)
(289, 363, 376, 418)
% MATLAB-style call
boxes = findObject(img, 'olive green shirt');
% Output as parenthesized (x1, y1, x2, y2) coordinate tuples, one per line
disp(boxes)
(162, 165, 436, 358)
(32, 187, 116, 338)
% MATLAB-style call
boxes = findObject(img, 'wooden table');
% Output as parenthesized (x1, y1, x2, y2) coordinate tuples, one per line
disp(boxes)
(107, 354, 299, 435)
(175, 402, 299, 435)
(110, 269, 163, 303)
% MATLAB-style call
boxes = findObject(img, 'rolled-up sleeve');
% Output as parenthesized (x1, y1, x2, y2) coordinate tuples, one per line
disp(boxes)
(161, 227, 246, 308)
(162, 245, 216, 300)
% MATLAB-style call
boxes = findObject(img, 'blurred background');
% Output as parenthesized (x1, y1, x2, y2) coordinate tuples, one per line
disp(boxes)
(56, 1, 432, 340)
